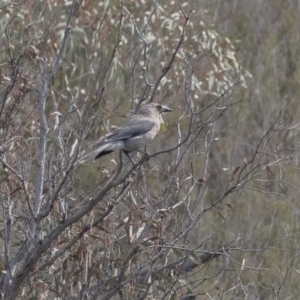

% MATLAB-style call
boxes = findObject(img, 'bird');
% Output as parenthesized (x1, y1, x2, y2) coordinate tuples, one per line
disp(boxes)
(79, 103, 172, 163)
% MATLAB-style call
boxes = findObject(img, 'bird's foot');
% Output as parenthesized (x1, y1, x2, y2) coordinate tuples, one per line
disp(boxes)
(137, 150, 150, 160)
(144, 152, 150, 161)
(130, 170, 138, 177)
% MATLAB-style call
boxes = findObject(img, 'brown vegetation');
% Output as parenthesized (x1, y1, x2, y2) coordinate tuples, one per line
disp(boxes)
(0, 0, 299, 299)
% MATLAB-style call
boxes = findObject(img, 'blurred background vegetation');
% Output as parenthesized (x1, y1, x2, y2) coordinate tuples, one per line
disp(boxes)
(1, 0, 300, 299)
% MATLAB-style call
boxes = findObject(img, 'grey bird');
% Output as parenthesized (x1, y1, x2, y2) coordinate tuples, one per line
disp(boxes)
(80, 103, 172, 162)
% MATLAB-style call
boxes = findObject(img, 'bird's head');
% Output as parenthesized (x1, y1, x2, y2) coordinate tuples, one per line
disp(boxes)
(138, 103, 172, 116)
(155, 103, 172, 113)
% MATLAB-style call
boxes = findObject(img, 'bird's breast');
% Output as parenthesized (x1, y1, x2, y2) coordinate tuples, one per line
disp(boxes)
(123, 124, 159, 152)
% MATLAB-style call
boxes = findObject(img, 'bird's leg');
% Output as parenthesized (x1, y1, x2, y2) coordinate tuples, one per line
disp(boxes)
(123, 150, 135, 164)
(123, 151, 141, 177)
(109, 150, 124, 185)
(137, 146, 150, 160)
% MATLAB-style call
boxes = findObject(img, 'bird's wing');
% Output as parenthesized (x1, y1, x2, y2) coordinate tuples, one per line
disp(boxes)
(104, 119, 156, 142)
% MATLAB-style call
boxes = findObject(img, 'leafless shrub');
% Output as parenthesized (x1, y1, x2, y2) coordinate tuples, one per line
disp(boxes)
(0, 1, 299, 299)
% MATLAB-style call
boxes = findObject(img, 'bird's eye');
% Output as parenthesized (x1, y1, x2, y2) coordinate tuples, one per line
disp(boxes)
(156, 105, 162, 111)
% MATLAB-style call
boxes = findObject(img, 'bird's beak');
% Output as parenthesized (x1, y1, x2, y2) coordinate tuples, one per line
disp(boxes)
(161, 105, 172, 113)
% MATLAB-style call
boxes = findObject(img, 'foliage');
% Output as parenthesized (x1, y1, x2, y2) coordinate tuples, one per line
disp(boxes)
(0, 0, 299, 299)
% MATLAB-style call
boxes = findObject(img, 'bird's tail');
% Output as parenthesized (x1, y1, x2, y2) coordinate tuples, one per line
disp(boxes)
(77, 148, 103, 164)
(77, 141, 124, 164)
